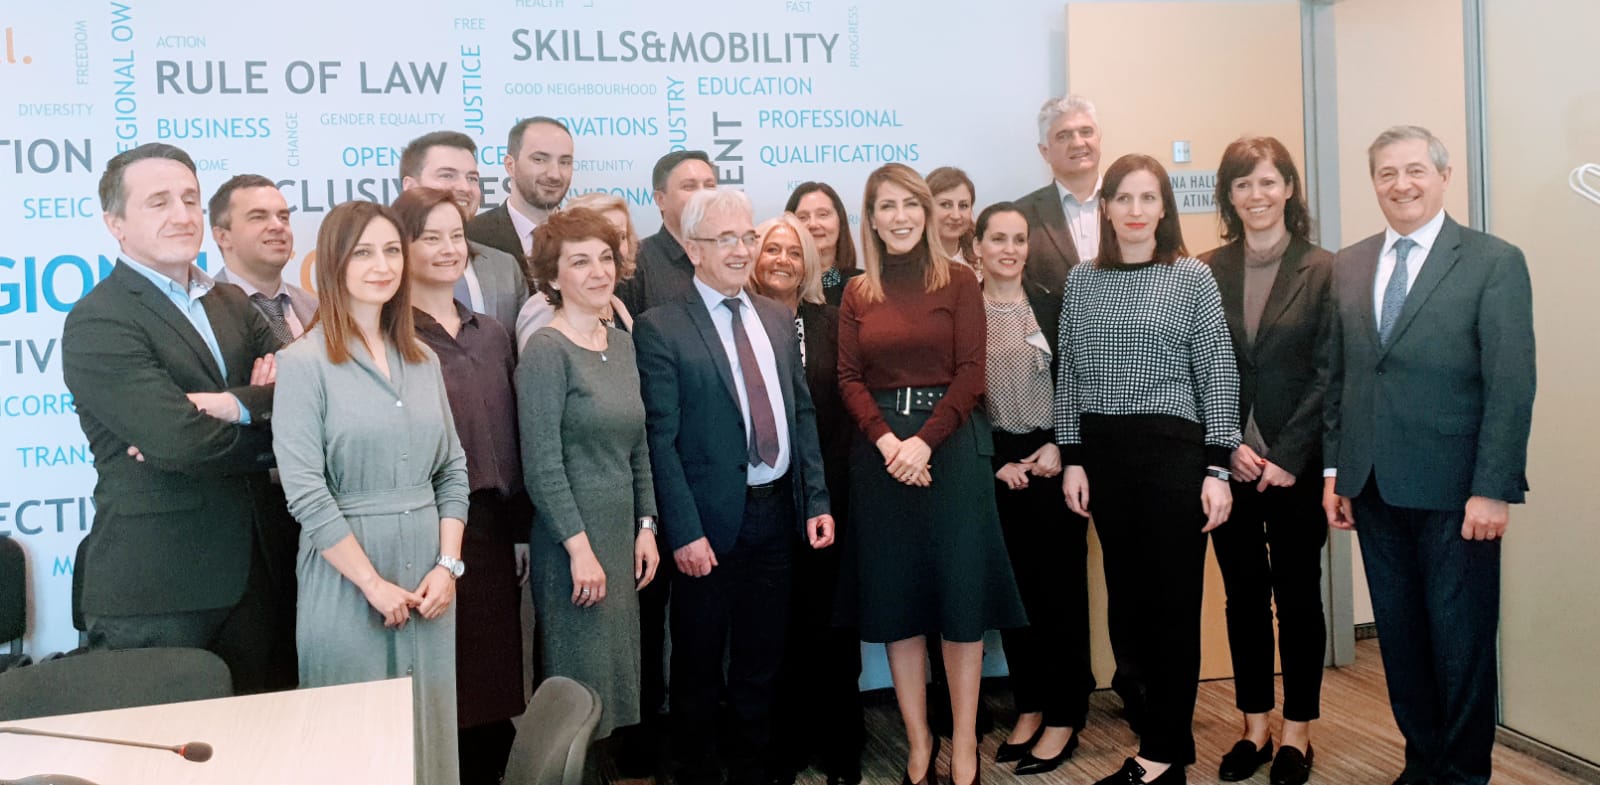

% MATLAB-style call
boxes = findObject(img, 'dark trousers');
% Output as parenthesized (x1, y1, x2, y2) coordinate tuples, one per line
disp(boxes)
(1084, 419, 1208, 766)
(86, 537, 280, 695)
(671, 482, 795, 785)
(1211, 478, 1328, 720)
(770, 538, 864, 779)
(994, 429, 1094, 729)
(1353, 477, 1500, 785)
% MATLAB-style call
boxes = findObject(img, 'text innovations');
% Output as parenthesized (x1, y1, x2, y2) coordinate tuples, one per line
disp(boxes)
(512, 30, 840, 64)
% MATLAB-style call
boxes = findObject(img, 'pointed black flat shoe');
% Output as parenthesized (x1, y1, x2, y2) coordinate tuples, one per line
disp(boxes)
(995, 725, 1043, 764)
(1014, 730, 1079, 776)
(1218, 738, 1273, 782)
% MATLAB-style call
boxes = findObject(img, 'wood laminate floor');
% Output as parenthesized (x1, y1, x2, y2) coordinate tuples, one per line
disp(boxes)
(598, 639, 1593, 785)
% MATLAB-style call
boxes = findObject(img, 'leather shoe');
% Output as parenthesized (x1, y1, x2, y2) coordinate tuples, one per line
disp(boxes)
(1094, 758, 1186, 785)
(901, 734, 940, 785)
(1218, 738, 1273, 782)
(1014, 730, 1080, 776)
(1391, 776, 1432, 785)
(1269, 744, 1313, 785)
(995, 726, 1043, 764)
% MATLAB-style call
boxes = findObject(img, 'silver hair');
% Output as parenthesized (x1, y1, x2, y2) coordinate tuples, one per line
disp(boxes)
(1367, 125, 1450, 175)
(679, 188, 753, 240)
(1036, 95, 1099, 146)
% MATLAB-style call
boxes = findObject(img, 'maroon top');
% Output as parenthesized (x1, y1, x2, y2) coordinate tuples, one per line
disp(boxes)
(837, 245, 987, 449)
(414, 303, 521, 497)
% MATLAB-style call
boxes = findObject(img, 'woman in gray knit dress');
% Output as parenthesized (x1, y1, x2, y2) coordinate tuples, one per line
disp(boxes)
(518, 208, 660, 740)
(274, 201, 469, 785)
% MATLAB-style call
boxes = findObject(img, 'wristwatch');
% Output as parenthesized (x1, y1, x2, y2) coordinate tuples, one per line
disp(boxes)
(1205, 466, 1233, 482)
(637, 516, 658, 534)
(435, 554, 465, 579)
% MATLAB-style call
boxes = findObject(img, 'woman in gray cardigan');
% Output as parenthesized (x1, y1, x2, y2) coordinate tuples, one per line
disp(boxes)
(274, 200, 470, 785)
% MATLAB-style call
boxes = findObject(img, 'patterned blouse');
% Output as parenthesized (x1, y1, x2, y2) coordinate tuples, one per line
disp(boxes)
(984, 296, 1053, 434)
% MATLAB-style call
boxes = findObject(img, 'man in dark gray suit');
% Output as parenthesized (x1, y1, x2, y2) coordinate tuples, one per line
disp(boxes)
(464, 117, 573, 270)
(1323, 125, 1535, 785)
(1013, 95, 1103, 293)
(400, 130, 529, 331)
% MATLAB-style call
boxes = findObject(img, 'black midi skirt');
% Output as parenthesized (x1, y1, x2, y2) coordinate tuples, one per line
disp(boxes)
(845, 401, 1027, 643)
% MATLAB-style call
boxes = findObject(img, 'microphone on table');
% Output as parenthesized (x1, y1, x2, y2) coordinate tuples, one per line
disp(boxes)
(0, 725, 213, 761)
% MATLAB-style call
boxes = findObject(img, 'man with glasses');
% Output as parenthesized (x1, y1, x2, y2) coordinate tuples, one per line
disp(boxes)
(633, 188, 835, 785)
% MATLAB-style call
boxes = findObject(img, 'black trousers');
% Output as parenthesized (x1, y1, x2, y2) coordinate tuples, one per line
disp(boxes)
(993, 428, 1094, 729)
(770, 536, 864, 779)
(671, 481, 795, 785)
(86, 536, 280, 694)
(1353, 477, 1499, 785)
(1210, 477, 1327, 721)
(1083, 417, 1208, 766)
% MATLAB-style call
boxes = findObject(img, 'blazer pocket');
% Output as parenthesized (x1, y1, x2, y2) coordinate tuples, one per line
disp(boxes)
(115, 490, 206, 515)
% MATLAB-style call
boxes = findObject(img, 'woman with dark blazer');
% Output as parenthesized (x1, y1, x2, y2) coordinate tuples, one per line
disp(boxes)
(1197, 137, 1334, 785)
(750, 212, 865, 785)
(787, 182, 864, 306)
(972, 202, 1095, 776)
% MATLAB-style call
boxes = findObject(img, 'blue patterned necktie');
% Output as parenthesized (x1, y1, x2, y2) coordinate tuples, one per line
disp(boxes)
(1378, 237, 1418, 345)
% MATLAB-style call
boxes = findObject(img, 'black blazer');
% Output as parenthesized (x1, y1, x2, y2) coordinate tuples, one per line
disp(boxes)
(61, 261, 281, 616)
(1015, 182, 1086, 293)
(465, 202, 527, 267)
(616, 226, 697, 318)
(634, 289, 830, 554)
(1200, 237, 1335, 478)
(1324, 215, 1536, 508)
(797, 300, 849, 521)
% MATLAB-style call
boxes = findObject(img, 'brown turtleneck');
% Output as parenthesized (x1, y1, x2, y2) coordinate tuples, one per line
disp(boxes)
(836, 245, 986, 449)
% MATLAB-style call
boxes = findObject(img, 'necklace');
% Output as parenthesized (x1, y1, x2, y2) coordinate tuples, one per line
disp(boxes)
(560, 316, 609, 362)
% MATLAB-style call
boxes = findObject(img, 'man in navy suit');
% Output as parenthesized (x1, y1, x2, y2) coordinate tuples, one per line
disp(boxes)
(633, 188, 835, 785)
(1324, 126, 1535, 785)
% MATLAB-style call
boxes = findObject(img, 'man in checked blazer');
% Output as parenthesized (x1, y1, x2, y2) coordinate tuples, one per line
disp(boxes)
(62, 143, 284, 693)
(1323, 126, 1535, 785)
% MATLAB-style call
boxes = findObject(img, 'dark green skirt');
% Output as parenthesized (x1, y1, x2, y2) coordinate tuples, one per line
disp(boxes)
(846, 404, 1027, 643)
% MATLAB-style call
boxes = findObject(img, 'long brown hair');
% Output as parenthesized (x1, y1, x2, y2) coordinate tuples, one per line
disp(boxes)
(1095, 154, 1187, 267)
(784, 181, 858, 273)
(853, 163, 953, 304)
(313, 201, 425, 364)
(1214, 136, 1312, 243)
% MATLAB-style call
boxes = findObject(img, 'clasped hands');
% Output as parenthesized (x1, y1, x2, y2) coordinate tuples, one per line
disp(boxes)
(876, 432, 932, 487)
(359, 566, 456, 629)
(995, 443, 1063, 490)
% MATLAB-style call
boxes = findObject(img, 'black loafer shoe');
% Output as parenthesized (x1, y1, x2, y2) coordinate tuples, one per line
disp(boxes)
(1218, 739, 1274, 782)
(996, 726, 1043, 764)
(1269, 744, 1313, 785)
(1094, 758, 1186, 785)
(1014, 730, 1079, 775)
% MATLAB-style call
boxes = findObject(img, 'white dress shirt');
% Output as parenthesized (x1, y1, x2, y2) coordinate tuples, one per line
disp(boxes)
(506, 199, 540, 258)
(1373, 208, 1447, 324)
(692, 276, 791, 485)
(1055, 178, 1103, 261)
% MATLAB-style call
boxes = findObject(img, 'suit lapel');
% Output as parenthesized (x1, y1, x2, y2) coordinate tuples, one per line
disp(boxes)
(495, 204, 527, 264)
(1253, 239, 1311, 353)
(685, 293, 741, 410)
(1210, 245, 1249, 363)
(1033, 186, 1079, 266)
(116, 262, 225, 386)
(1353, 238, 1383, 351)
(1382, 217, 1463, 356)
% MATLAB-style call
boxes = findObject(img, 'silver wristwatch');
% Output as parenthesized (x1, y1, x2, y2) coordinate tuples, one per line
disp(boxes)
(435, 554, 465, 579)
(637, 516, 658, 534)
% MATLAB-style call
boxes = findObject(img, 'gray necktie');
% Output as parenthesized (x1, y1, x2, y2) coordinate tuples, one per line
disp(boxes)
(1378, 237, 1418, 345)
(251, 293, 295, 346)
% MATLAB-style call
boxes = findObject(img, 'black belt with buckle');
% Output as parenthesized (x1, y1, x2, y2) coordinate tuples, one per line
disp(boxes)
(874, 386, 948, 415)
(746, 473, 791, 498)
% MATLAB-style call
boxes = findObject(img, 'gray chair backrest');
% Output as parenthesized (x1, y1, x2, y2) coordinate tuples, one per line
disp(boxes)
(503, 676, 603, 785)
(0, 537, 24, 649)
(0, 647, 233, 721)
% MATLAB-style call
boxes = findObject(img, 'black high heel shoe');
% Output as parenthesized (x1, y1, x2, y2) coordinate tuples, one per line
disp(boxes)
(1014, 728, 1080, 776)
(902, 734, 941, 785)
(995, 725, 1044, 764)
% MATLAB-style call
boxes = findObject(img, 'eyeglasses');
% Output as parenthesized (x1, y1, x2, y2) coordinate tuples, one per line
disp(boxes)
(691, 232, 761, 251)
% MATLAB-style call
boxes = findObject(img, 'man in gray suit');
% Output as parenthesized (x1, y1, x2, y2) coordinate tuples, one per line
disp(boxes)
(208, 174, 317, 690)
(400, 130, 529, 330)
(1013, 95, 1103, 293)
(1323, 125, 1535, 785)
(209, 175, 318, 340)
